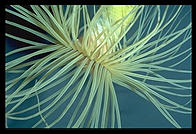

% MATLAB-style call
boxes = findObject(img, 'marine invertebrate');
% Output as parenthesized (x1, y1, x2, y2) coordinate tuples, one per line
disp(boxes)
(5, 5, 191, 128)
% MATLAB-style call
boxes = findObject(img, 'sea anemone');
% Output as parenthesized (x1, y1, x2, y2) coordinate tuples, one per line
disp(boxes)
(5, 5, 192, 128)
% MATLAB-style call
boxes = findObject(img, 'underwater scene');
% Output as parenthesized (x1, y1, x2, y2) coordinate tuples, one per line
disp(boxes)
(5, 5, 192, 128)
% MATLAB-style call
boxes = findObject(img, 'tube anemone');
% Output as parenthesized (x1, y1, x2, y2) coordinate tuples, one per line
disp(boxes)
(5, 5, 191, 128)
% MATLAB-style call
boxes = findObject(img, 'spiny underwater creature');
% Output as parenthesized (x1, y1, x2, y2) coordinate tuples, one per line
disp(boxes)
(5, 5, 192, 128)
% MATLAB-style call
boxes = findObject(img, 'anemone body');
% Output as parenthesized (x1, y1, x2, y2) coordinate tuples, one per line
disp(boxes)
(5, 5, 192, 128)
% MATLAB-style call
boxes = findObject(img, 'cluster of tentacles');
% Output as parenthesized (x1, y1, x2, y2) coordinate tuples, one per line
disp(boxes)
(5, 5, 191, 128)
